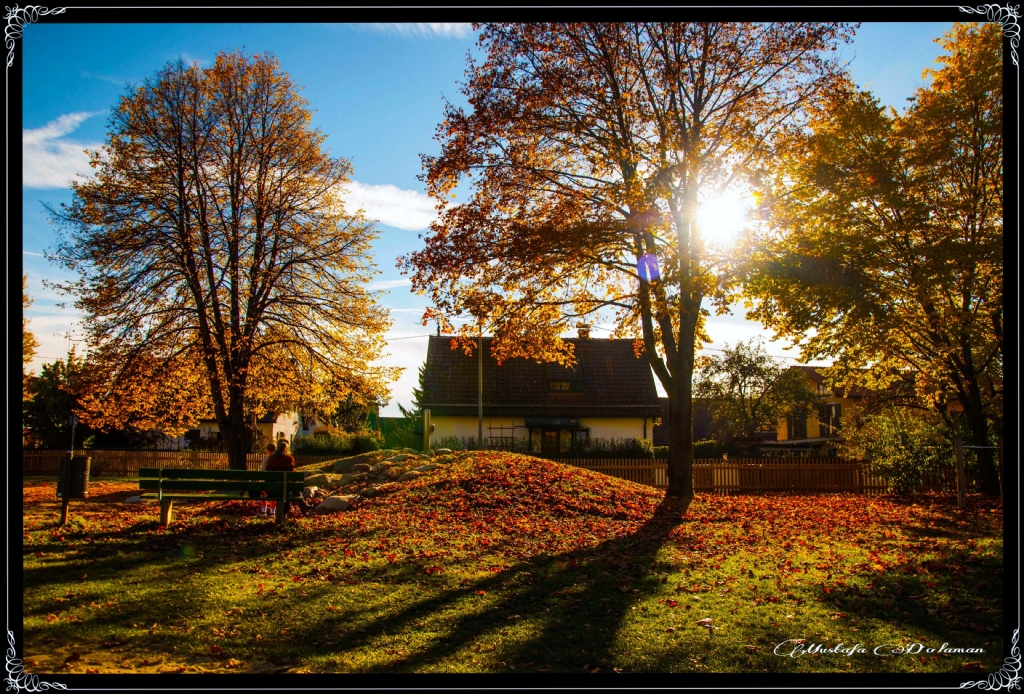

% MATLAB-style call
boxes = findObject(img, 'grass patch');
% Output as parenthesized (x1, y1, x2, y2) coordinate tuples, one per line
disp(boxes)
(22, 452, 1003, 674)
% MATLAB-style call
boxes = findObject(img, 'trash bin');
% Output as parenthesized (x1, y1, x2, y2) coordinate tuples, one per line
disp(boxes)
(57, 456, 91, 500)
(57, 456, 90, 525)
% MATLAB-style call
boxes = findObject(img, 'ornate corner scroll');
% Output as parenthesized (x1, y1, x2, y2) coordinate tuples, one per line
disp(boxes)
(5, 630, 67, 692)
(5, 4, 66, 69)
(960, 3, 1022, 66)
(960, 628, 1022, 691)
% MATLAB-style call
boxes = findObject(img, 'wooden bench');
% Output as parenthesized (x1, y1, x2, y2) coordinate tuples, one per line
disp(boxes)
(138, 467, 306, 526)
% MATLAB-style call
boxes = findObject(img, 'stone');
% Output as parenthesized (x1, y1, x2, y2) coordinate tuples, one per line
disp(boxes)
(384, 454, 413, 463)
(124, 496, 143, 504)
(351, 463, 373, 473)
(300, 487, 318, 498)
(336, 494, 361, 505)
(402, 447, 419, 454)
(412, 463, 437, 473)
(312, 496, 352, 513)
(397, 470, 423, 482)
(329, 454, 373, 474)
(433, 448, 453, 455)
(360, 486, 380, 498)
(302, 473, 351, 489)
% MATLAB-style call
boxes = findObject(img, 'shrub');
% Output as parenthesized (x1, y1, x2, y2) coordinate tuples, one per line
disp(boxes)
(292, 430, 381, 456)
(841, 406, 954, 494)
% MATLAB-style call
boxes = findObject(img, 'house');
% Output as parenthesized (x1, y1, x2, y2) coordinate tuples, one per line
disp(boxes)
(761, 365, 865, 457)
(158, 411, 311, 450)
(421, 334, 662, 454)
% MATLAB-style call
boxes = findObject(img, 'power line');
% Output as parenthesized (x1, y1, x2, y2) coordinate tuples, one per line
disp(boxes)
(385, 334, 433, 341)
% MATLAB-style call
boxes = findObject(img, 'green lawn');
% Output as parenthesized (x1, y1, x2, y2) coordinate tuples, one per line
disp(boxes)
(22, 452, 1004, 674)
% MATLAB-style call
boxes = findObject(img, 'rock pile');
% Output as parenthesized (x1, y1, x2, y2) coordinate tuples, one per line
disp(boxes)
(306, 448, 454, 515)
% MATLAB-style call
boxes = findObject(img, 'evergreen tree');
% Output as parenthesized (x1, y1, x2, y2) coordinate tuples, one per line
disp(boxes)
(398, 361, 428, 419)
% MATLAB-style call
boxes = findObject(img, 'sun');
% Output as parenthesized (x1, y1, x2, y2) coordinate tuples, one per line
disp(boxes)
(697, 188, 754, 246)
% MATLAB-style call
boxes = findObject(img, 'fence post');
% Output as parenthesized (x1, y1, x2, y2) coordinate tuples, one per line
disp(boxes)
(954, 436, 966, 510)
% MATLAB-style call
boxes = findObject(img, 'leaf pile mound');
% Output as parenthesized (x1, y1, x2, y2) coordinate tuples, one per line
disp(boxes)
(291, 452, 663, 563)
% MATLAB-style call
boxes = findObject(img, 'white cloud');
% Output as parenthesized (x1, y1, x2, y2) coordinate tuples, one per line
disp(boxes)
(80, 69, 126, 86)
(369, 278, 413, 290)
(23, 111, 105, 189)
(367, 23, 474, 39)
(343, 181, 437, 231)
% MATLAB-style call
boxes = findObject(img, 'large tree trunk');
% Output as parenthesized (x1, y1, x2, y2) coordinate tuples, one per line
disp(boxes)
(966, 409, 1000, 497)
(223, 389, 252, 471)
(665, 310, 698, 499)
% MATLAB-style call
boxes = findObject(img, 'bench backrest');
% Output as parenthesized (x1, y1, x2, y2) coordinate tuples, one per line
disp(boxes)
(139, 467, 306, 499)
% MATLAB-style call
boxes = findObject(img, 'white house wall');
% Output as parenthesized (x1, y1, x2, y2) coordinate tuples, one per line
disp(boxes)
(430, 415, 653, 448)
(431, 417, 527, 446)
(578, 417, 649, 440)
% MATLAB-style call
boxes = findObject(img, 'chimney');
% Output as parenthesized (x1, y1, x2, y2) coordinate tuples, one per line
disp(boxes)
(576, 323, 591, 339)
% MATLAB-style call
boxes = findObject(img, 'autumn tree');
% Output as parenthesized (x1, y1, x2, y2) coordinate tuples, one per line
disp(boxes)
(51, 51, 398, 469)
(741, 23, 1002, 494)
(406, 22, 853, 500)
(693, 340, 819, 445)
(23, 274, 39, 398)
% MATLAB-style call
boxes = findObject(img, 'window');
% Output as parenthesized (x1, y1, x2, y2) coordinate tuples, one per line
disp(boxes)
(818, 403, 842, 436)
(787, 413, 807, 440)
(549, 380, 582, 392)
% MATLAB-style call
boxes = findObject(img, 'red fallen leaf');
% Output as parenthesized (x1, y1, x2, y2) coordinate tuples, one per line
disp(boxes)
(292, 576, 303, 582)
(475, 590, 487, 596)
(85, 668, 99, 674)
(64, 653, 81, 663)
(823, 586, 831, 594)
(745, 645, 760, 651)
(210, 645, 224, 656)
(667, 600, 678, 608)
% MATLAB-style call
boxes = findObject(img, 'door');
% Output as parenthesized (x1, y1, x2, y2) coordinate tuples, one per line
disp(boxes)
(541, 430, 560, 454)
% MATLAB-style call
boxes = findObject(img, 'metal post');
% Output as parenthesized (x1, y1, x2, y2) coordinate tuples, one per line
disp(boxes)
(478, 329, 483, 450)
(423, 409, 431, 452)
(997, 435, 1003, 502)
(68, 412, 77, 465)
(954, 436, 966, 510)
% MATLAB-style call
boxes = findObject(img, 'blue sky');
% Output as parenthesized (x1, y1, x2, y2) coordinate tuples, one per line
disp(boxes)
(20, 21, 957, 415)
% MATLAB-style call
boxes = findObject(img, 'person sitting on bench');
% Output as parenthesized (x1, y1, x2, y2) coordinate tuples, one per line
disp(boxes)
(262, 438, 295, 517)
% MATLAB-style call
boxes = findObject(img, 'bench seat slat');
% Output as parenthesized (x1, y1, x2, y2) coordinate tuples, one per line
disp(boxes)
(138, 479, 305, 493)
(140, 492, 301, 501)
(139, 467, 304, 481)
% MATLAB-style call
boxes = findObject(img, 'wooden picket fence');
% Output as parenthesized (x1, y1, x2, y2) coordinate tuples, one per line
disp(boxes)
(21, 449, 343, 478)
(550, 457, 924, 495)
(23, 450, 958, 495)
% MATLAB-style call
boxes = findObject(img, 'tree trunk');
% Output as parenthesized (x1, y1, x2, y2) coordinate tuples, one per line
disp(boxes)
(223, 390, 252, 471)
(966, 410, 999, 496)
(665, 310, 698, 499)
